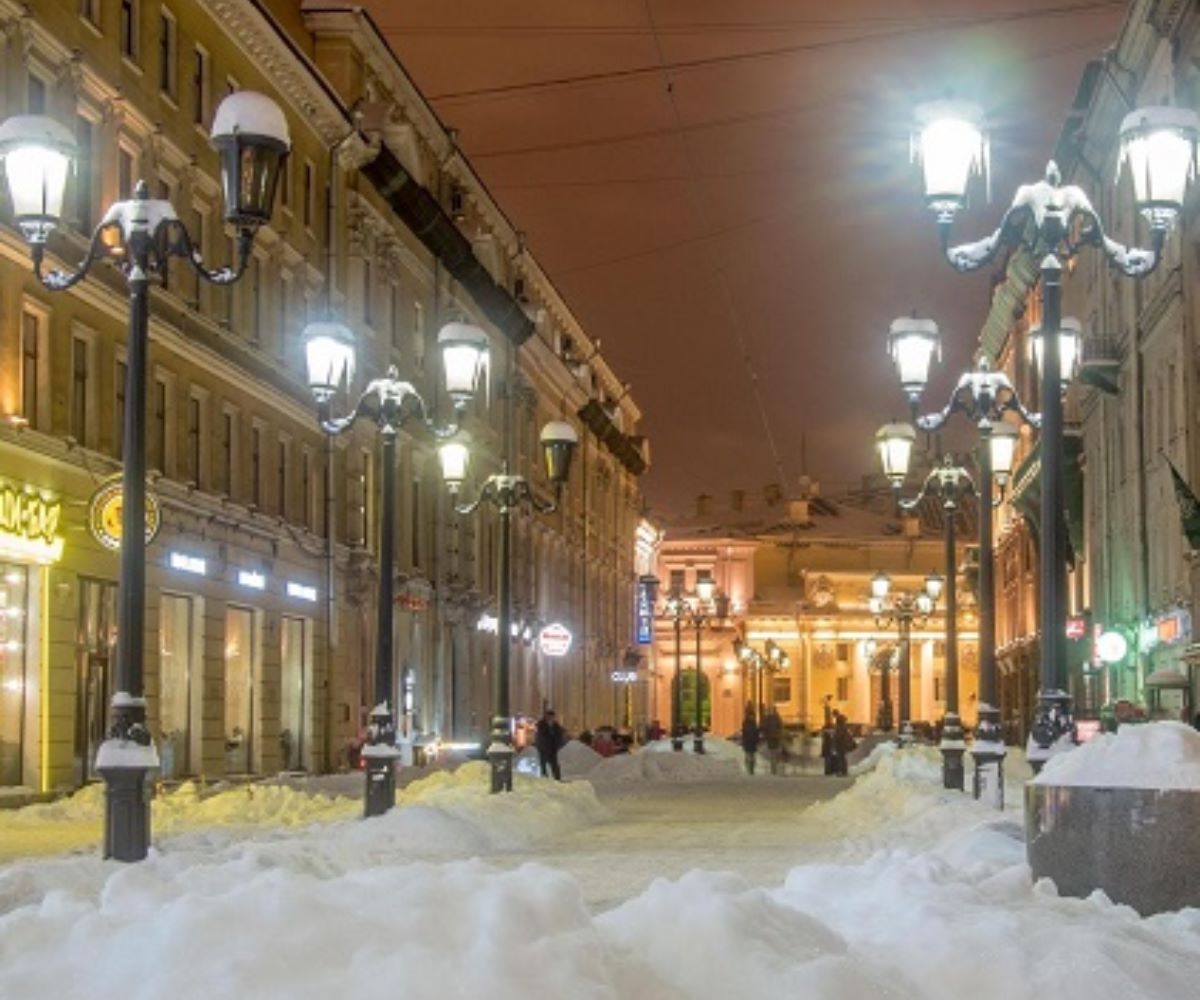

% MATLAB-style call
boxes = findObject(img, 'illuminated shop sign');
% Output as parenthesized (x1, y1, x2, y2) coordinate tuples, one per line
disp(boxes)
(538, 622, 573, 657)
(635, 576, 654, 645)
(1138, 609, 1192, 653)
(1065, 616, 1087, 640)
(287, 581, 318, 602)
(611, 669, 638, 683)
(237, 570, 266, 590)
(0, 481, 64, 564)
(169, 552, 206, 575)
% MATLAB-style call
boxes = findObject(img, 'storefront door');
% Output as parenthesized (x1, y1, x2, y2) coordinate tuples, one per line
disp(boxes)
(224, 605, 257, 774)
(0, 566, 30, 786)
(159, 594, 197, 779)
(280, 615, 311, 771)
(75, 578, 117, 785)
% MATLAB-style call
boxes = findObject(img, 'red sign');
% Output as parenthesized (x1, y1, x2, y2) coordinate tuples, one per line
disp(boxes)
(538, 623, 573, 658)
(1065, 616, 1086, 640)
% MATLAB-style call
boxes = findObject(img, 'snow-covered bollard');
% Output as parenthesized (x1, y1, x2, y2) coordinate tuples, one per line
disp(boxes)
(1025, 722, 1200, 915)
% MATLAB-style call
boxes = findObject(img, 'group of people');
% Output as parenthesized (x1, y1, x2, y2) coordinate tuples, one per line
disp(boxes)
(739, 706, 785, 774)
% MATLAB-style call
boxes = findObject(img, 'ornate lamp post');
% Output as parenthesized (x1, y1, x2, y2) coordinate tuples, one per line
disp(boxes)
(882, 319, 1030, 804)
(657, 579, 729, 751)
(875, 449, 977, 790)
(868, 571, 939, 744)
(911, 101, 1198, 767)
(438, 421, 579, 792)
(304, 320, 487, 816)
(0, 93, 290, 861)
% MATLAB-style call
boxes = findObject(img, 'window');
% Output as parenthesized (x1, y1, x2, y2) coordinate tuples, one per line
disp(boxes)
(189, 205, 204, 306)
(250, 424, 263, 508)
(114, 359, 127, 459)
(27, 74, 46, 114)
(277, 438, 289, 519)
(159, 9, 177, 99)
(410, 478, 421, 568)
(279, 274, 292, 356)
(152, 377, 168, 473)
(20, 310, 40, 427)
(933, 675, 943, 703)
(118, 147, 135, 200)
(74, 115, 95, 233)
(301, 448, 313, 530)
(836, 642, 850, 663)
(80, 0, 102, 27)
(221, 409, 236, 496)
(157, 178, 172, 289)
(362, 259, 373, 326)
(278, 156, 290, 210)
(390, 284, 401, 348)
(836, 676, 849, 701)
(252, 257, 263, 342)
(303, 161, 315, 229)
(358, 448, 372, 548)
(412, 301, 425, 362)
(772, 676, 792, 703)
(70, 335, 90, 444)
(668, 569, 685, 596)
(120, 0, 139, 62)
(187, 393, 203, 487)
(192, 46, 208, 126)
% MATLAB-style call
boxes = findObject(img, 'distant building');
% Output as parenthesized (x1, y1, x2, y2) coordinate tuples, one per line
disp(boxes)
(650, 482, 977, 737)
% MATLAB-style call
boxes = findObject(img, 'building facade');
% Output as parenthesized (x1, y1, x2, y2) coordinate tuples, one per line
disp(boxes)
(0, 0, 646, 794)
(650, 486, 977, 738)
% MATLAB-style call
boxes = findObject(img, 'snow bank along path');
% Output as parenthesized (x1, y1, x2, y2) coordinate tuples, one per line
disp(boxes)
(1034, 721, 1200, 789)
(2, 750, 1200, 999)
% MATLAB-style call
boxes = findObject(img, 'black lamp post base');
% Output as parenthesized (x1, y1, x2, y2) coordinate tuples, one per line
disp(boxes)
(692, 730, 705, 754)
(100, 762, 153, 862)
(1027, 689, 1075, 774)
(488, 745, 514, 794)
(972, 703, 1006, 808)
(940, 711, 966, 791)
(363, 750, 398, 817)
(898, 721, 915, 747)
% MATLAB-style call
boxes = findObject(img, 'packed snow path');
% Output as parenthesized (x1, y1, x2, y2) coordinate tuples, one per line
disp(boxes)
(2, 745, 1198, 999)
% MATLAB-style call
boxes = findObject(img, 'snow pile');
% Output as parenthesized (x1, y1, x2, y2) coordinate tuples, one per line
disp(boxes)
(587, 748, 742, 785)
(1034, 721, 1200, 790)
(643, 735, 744, 762)
(155, 781, 359, 832)
(514, 739, 602, 778)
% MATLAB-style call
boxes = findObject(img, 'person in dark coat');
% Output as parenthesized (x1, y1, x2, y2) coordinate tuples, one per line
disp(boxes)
(535, 709, 566, 780)
(741, 711, 761, 775)
(763, 708, 784, 775)
(832, 712, 856, 776)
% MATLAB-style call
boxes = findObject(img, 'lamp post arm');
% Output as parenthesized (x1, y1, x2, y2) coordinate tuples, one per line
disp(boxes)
(940, 202, 1024, 273)
(452, 476, 499, 517)
(408, 388, 464, 440)
(172, 220, 254, 286)
(30, 221, 110, 291)
(1075, 211, 1165, 278)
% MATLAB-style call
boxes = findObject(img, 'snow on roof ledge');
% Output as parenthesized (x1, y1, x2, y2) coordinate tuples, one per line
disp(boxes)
(211, 92, 290, 145)
(1033, 721, 1200, 790)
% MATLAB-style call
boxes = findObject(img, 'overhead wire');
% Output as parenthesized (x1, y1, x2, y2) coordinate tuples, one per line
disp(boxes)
(423, 1, 1124, 104)
(637, 0, 791, 494)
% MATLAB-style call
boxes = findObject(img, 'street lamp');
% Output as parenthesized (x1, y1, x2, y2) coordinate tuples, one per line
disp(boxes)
(880, 346, 1024, 803)
(912, 99, 1198, 768)
(304, 319, 487, 816)
(657, 579, 729, 752)
(0, 93, 290, 861)
(877, 445, 975, 789)
(868, 570, 938, 744)
(733, 636, 780, 727)
(438, 421, 578, 792)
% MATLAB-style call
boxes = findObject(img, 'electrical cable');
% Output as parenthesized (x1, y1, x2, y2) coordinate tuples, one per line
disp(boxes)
(423, 1, 1124, 104)
(638, 0, 791, 494)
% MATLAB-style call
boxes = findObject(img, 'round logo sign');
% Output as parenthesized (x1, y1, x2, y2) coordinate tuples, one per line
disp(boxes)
(88, 477, 162, 551)
(538, 622, 573, 658)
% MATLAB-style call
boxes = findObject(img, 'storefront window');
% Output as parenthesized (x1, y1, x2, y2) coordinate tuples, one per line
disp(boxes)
(225, 606, 256, 773)
(280, 616, 310, 772)
(0, 566, 29, 786)
(75, 578, 117, 785)
(159, 594, 194, 779)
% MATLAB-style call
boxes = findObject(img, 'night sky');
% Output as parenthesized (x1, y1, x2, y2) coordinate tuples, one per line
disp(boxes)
(369, 1, 1125, 516)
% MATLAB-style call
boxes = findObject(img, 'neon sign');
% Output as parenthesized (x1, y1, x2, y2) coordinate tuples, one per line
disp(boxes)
(0, 483, 64, 564)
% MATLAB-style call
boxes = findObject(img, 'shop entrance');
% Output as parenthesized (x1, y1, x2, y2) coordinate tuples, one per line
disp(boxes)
(75, 578, 117, 785)
(280, 615, 312, 771)
(159, 593, 199, 779)
(224, 605, 258, 774)
(0, 566, 30, 786)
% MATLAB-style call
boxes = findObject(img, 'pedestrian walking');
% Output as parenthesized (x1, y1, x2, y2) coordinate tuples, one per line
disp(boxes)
(763, 707, 784, 775)
(741, 710, 761, 775)
(535, 708, 566, 780)
(832, 712, 856, 776)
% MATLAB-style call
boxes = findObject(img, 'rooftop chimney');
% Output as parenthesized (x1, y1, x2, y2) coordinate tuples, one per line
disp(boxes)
(731, 489, 746, 511)
(696, 493, 713, 516)
(788, 498, 811, 525)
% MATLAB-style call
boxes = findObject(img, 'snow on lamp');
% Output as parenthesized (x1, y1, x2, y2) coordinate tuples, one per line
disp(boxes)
(210, 91, 291, 228)
(540, 421, 579, 487)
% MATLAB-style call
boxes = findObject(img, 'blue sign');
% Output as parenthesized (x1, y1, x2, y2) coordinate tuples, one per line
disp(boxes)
(635, 577, 654, 645)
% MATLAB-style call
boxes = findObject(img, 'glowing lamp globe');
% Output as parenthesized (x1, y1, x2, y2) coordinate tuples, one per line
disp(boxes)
(870, 571, 891, 600)
(437, 322, 489, 408)
(1118, 106, 1199, 229)
(437, 439, 470, 494)
(1029, 318, 1081, 391)
(0, 114, 76, 244)
(912, 100, 987, 216)
(876, 421, 917, 487)
(888, 317, 941, 402)
(210, 91, 291, 228)
(988, 421, 1019, 485)
(303, 321, 355, 403)
(924, 573, 944, 602)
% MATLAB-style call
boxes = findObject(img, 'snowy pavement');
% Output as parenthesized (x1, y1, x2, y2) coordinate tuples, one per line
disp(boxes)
(1, 743, 1198, 999)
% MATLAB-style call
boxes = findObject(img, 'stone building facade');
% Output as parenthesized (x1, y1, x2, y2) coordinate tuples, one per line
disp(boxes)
(650, 487, 977, 738)
(0, 0, 646, 794)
